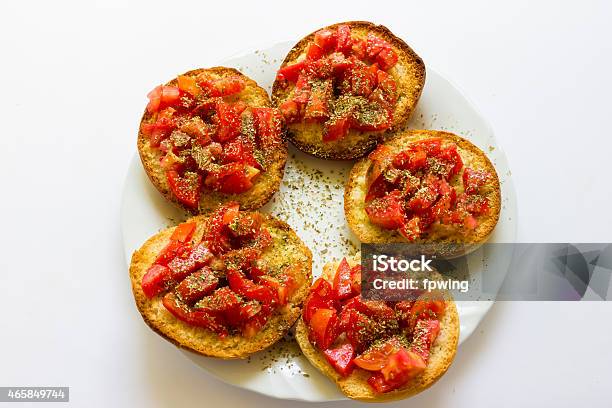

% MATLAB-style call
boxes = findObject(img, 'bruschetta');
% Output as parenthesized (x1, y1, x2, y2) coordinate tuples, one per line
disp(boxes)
(138, 67, 287, 213)
(295, 255, 459, 401)
(344, 130, 501, 256)
(129, 203, 312, 359)
(272, 21, 425, 160)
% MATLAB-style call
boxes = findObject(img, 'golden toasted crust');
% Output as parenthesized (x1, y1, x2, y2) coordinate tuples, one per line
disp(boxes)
(344, 130, 501, 257)
(138, 67, 288, 214)
(271, 21, 426, 160)
(296, 256, 459, 402)
(129, 213, 312, 359)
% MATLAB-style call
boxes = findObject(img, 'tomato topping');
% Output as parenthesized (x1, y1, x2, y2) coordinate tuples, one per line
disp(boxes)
(408, 319, 440, 362)
(323, 342, 356, 376)
(463, 167, 489, 194)
(141, 264, 172, 298)
(227, 269, 277, 305)
(177, 75, 201, 97)
(376, 48, 398, 71)
(407, 291, 446, 333)
(167, 242, 213, 281)
(146, 85, 163, 113)
(335, 24, 352, 53)
(259, 274, 294, 306)
(375, 349, 426, 392)
(333, 258, 353, 300)
(365, 191, 405, 229)
(197, 75, 245, 97)
(277, 61, 308, 82)
(306, 43, 324, 61)
(354, 337, 402, 371)
(170, 222, 196, 242)
(314, 29, 337, 52)
(303, 278, 335, 323)
(175, 267, 218, 305)
(309, 308, 339, 350)
(166, 170, 202, 209)
(343, 309, 380, 352)
(162, 292, 228, 336)
(322, 115, 351, 142)
(279, 100, 301, 124)
(366, 32, 391, 59)
(154, 240, 187, 266)
(350, 265, 362, 295)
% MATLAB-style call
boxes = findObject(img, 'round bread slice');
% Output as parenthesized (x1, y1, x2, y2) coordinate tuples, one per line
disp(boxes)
(295, 256, 459, 402)
(345, 129, 501, 256)
(271, 21, 425, 160)
(129, 212, 312, 359)
(138, 67, 288, 213)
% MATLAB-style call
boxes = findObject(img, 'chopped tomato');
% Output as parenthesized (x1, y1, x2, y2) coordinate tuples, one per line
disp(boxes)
(392, 148, 428, 172)
(226, 269, 277, 305)
(407, 175, 440, 213)
(398, 217, 421, 241)
(216, 101, 242, 142)
(463, 167, 489, 194)
(328, 52, 353, 73)
(309, 308, 339, 350)
(365, 176, 391, 202)
(166, 170, 202, 209)
(177, 75, 201, 97)
(175, 267, 218, 305)
(322, 115, 351, 142)
(221, 136, 260, 169)
(259, 275, 292, 305)
(324, 342, 355, 377)
(314, 29, 337, 52)
(365, 190, 405, 229)
(368, 349, 425, 393)
(292, 74, 311, 104)
(407, 291, 446, 333)
(146, 85, 162, 113)
(197, 286, 241, 321)
(279, 100, 301, 124)
(351, 38, 367, 59)
(335, 24, 352, 53)
(437, 144, 463, 178)
(304, 81, 331, 122)
(376, 48, 398, 71)
(343, 309, 379, 352)
(277, 61, 307, 82)
(343, 297, 396, 321)
(252, 107, 283, 149)
(198, 75, 245, 97)
(242, 303, 273, 337)
(204, 162, 259, 194)
(350, 265, 362, 295)
(347, 62, 377, 97)
(351, 103, 392, 131)
(306, 43, 324, 60)
(159, 86, 181, 109)
(333, 258, 353, 300)
(303, 278, 336, 323)
(366, 32, 391, 59)
(141, 264, 172, 298)
(167, 242, 213, 281)
(154, 240, 188, 266)
(408, 319, 440, 362)
(354, 337, 402, 371)
(170, 222, 196, 242)
(162, 292, 228, 336)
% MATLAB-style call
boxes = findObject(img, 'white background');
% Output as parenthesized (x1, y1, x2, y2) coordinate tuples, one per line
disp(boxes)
(1, 1, 611, 407)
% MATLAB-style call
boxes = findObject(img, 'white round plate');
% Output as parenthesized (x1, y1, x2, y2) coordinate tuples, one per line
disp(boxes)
(121, 41, 517, 402)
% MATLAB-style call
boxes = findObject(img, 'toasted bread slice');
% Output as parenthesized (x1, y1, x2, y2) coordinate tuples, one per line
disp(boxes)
(345, 130, 501, 256)
(129, 213, 312, 359)
(296, 256, 459, 402)
(272, 21, 425, 160)
(138, 67, 287, 213)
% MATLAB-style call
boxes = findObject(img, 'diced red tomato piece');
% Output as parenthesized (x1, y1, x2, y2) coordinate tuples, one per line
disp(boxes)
(407, 291, 446, 333)
(259, 275, 291, 306)
(354, 337, 402, 371)
(167, 242, 213, 281)
(376, 48, 398, 71)
(177, 75, 201, 97)
(197, 286, 241, 322)
(351, 38, 367, 59)
(457, 193, 489, 216)
(159, 86, 181, 109)
(304, 81, 331, 122)
(335, 24, 352, 53)
(277, 61, 307, 82)
(279, 100, 301, 124)
(365, 176, 391, 202)
(324, 342, 355, 377)
(350, 265, 362, 295)
(392, 148, 428, 172)
(175, 267, 219, 305)
(242, 303, 273, 337)
(226, 269, 277, 305)
(154, 240, 188, 266)
(252, 107, 283, 150)
(314, 29, 337, 52)
(292, 74, 311, 104)
(351, 103, 392, 131)
(437, 144, 463, 178)
(380, 348, 427, 392)
(343, 310, 379, 352)
(141, 264, 172, 298)
(343, 297, 396, 321)
(162, 292, 228, 336)
(407, 175, 440, 213)
(170, 222, 196, 242)
(146, 85, 163, 113)
(306, 43, 324, 61)
(322, 115, 351, 142)
(197, 75, 245, 97)
(166, 170, 202, 209)
(333, 258, 353, 300)
(347, 62, 378, 97)
(398, 217, 422, 241)
(303, 278, 336, 323)
(216, 101, 242, 142)
(365, 190, 406, 229)
(408, 319, 440, 362)
(328, 52, 353, 73)
(309, 308, 339, 350)
(463, 167, 489, 194)
(204, 162, 260, 194)
(366, 32, 391, 59)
